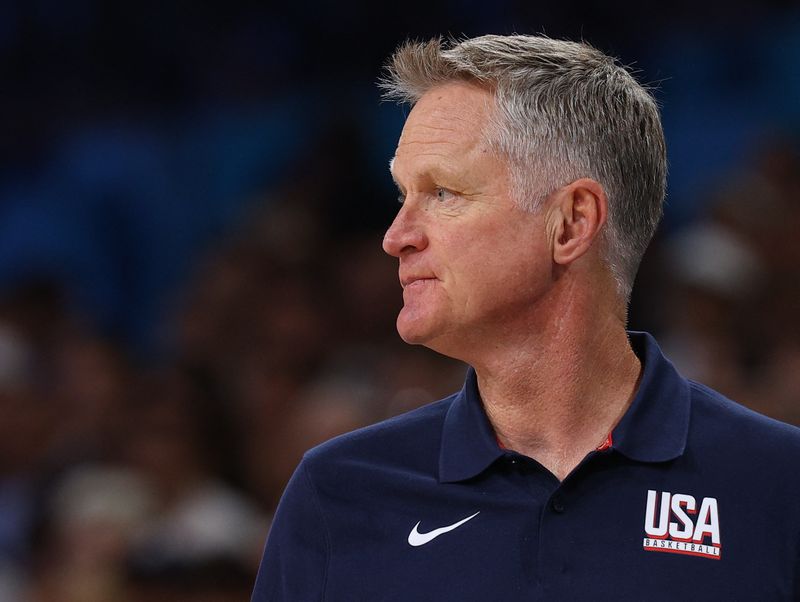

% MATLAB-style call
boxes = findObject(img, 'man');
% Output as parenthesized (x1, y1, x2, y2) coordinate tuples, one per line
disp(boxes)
(252, 35, 800, 600)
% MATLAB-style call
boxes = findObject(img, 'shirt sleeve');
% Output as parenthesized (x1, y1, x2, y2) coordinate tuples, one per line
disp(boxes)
(251, 458, 330, 601)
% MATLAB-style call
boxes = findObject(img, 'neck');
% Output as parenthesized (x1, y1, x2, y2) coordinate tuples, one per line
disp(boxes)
(470, 288, 641, 481)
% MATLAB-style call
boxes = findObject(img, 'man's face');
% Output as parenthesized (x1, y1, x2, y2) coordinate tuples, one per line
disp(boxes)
(383, 81, 553, 359)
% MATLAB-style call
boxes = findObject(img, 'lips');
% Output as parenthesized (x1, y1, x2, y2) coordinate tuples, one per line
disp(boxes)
(400, 275, 437, 289)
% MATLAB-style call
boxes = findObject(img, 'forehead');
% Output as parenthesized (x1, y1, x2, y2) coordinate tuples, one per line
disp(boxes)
(391, 82, 495, 179)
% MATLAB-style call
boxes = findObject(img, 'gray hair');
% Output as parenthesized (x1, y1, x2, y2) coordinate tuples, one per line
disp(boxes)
(380, 35, 667, 301)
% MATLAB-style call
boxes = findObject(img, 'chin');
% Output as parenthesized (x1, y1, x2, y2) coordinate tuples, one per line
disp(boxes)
(395, 311, 437, 346)
(396, 314, 465, 361)
(396, 323, 430, 346)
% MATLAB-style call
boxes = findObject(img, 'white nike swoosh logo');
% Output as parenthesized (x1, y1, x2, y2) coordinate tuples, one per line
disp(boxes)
(407, 511, 481, 547)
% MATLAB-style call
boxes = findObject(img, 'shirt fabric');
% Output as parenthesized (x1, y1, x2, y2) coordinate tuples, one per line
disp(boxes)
(252, 332, 800, 601)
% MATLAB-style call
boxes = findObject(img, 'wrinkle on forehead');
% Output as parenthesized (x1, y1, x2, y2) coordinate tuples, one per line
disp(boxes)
(396, 119, 480, 156)
(390, 82, 495, 180)
(402, 84, 492, 138)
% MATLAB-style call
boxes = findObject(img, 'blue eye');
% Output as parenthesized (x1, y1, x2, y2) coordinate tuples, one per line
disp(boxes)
(436, 188, 456, 203)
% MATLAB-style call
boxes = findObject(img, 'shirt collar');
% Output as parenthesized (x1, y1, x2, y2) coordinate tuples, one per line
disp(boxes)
(611, 331, 691, 463)
(438, 331, 691, 483)
(439, 367, 505, 483)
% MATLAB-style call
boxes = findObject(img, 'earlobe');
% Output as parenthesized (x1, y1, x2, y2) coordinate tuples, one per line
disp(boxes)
(551, 179, 607, 266)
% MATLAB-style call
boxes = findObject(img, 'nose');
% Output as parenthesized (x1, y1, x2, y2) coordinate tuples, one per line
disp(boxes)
(382, 203, 428, 258)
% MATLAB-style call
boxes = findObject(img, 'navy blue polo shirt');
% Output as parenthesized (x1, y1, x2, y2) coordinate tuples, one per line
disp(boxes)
(252, 332, 800, 601)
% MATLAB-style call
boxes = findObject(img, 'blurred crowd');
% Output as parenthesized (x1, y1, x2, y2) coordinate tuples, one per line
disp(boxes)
(1, 2, 800, 601)
(0, 194, 469, 600)
(634, 137, 800, 425)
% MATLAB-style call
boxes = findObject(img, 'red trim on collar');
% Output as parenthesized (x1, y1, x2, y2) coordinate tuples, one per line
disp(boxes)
(596, 432, 613, 451)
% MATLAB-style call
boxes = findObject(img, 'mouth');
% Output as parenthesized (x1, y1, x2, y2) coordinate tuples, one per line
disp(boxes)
(400, 276, 437, 290)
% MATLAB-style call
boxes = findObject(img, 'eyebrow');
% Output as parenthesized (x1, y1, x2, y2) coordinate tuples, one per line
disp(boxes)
(388, 153, 467, 195)
(388, 157, 404, 193)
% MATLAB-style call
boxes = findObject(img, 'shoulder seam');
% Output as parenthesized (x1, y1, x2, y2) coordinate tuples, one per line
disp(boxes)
(301, 460, 332, 602)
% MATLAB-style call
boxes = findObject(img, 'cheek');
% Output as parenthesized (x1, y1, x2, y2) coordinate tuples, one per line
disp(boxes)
(465, 235, 549, 295)
(435, 213, 548, 283)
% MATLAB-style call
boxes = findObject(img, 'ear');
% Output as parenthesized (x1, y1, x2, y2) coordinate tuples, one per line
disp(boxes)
(550, 178, 607, 266)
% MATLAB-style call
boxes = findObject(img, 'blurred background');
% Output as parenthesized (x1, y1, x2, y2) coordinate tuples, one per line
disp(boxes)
(1, 1, 799, 600)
